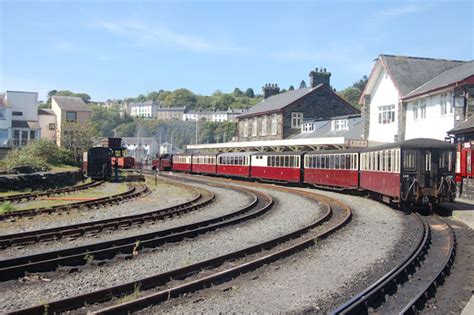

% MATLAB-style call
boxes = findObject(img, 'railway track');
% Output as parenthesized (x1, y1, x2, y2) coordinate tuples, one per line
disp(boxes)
(0, 183, 149, 221)
(0, 185, 209, 249)
(332, 214, 456, 315)
(0, 179, 104, 203)
(0, 183, 270, 282)
(8, 180, 351, 315)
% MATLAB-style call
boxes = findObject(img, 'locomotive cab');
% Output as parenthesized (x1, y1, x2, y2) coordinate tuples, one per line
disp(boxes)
(400, 141, 456, 208)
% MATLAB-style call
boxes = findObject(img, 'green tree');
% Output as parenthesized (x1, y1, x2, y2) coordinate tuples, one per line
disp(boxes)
(289, 85, 295, 91)
(233, 88, 244, 97)
(136, 94, 146, 102)
(146, 91, 161, 101)
(164, 88, 197, 108)
(337, 87, 362, 109)
(62, 120, 100, 160)
(299, 80, 307, 89)
(245, 88, 255, 98)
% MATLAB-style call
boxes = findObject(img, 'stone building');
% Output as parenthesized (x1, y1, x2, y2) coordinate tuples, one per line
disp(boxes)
(361, 54, 474, 143)
(236, 68, 359, 141)
(156, 106, 185, 121)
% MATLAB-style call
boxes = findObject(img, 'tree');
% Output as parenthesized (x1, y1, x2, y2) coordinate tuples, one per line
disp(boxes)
(337, 87, 362, 109)
(245, 88, 255, 98)
(163, 88, 197, 108)
(288, 85, 295, 91)
(62, 121, 100, 160)
(352, 75, 368, 91)
(146, 91, 161, 101)
(136, 94, 146, 102)
(299, 80, 307, 89)
(233, 88, 244, 97)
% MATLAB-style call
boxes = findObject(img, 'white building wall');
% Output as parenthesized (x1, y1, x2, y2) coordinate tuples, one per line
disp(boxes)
(6, 91, 38, 121)
(38, 114, 57, 142)
(368, 69, 400, 143)
(405, 91, 455, 141)
(0, 107, 12, 146)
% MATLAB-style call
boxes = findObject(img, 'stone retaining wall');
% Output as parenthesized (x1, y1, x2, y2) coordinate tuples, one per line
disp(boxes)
(0, 170, 85, 191)
(460, 177, 474, 200)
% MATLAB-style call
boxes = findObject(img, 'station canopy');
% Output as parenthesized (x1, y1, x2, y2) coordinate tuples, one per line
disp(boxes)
(187, 137, 368, 153)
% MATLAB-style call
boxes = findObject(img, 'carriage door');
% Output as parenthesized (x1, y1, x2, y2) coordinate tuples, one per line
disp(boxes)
(421, 150, 434, 188)
(467, 149, 472, 177)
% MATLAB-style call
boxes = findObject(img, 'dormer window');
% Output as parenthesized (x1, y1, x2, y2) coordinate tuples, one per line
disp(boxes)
(331, 119, 348, 131)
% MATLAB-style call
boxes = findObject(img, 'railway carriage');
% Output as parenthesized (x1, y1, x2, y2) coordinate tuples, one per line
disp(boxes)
(360, 138, 456, 207)
(216, 152, 252, 178)
(192, 153, 218, 175)
(152, 154, 173, 171)
(251, 152, 303, 183)
(172, 154, 192, 172)
(86, 147, 113, 179)
(304, 149, 360, 189)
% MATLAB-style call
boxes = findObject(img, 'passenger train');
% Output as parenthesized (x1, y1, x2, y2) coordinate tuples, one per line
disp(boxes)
(158, 138, 457, 210)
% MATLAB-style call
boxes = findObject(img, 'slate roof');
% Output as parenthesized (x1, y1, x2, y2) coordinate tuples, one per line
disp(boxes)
(52, 96, 91, 112)
(448, 115, 474, 134)
(380, 55, 466, 97)
(405, 61, 474, 98)
(157, 106, 185, 111)
(12, 120, 41, 129)
(238, 85, 321, 118)
(38, 108, 56, 116)
(291, 116, 363, 140)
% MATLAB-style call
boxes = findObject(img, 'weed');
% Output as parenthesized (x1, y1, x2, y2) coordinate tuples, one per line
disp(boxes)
(0, 202, 16, 214)
(132, 240, 141, 256)
(115, 282, 141, 304)
(83, 253, 94, 265)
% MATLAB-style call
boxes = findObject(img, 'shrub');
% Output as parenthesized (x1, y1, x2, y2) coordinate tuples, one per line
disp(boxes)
(2, 140, 78, 172)
(0, 202, 16, 214)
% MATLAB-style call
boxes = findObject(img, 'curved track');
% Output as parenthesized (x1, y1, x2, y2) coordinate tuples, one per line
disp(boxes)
(0, 183, 270, 282)
(0, 180, 104, 203)
(0, 186, 209, 249)
(332, 214, 456, 315)
(0, 183, 149, 221)
(7, 178, 351, 315)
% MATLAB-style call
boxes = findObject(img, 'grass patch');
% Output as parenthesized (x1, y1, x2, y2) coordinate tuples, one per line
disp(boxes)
(114, 283, 141, 305)
(14, 182, 131, 211)
(0, 202, 16, 214)
(49, 165, 80, 173)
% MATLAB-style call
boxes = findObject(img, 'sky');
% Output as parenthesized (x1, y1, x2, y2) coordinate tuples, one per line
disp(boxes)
(0, 0, 473, 102)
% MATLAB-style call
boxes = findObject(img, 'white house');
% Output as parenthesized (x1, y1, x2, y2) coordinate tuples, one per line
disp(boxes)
(38, 108, 57, 142)
(122, 137, 159, 160)
(129, 101, 159, 118)
(0, 93, 12, 147)
(4, 91, 41, 147)
(361, 55, 473, 143)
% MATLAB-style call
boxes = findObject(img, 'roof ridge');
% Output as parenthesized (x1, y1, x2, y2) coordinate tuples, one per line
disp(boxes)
(380, 54, 467, 63)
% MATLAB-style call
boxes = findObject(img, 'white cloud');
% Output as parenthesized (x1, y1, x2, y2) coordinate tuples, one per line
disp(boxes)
(377, 4, 423, 17)
(94, 20, 246, 54)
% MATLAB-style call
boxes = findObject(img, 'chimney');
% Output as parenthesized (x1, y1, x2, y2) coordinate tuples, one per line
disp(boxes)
(309, 67, 331, 88)
(262, 83, 280, 99)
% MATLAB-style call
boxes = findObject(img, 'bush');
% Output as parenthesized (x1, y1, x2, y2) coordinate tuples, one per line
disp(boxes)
(2, 140, 78, 172)
(0, 202, 16, 214)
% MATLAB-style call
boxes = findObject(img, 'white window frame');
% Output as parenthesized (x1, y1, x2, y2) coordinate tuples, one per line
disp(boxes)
(291, 112, 304, 129)
(378, 105, 395, 124)
(252, 118, 257, 136)
(271, 114, 278, 135)
(0, 108, 5, 120)
(440, 93, 447, 115)
(413, 101, 419, 120)
(243, 120, 249, 137)
(420, 99, 426, 119)
(261, 116, 267, 136)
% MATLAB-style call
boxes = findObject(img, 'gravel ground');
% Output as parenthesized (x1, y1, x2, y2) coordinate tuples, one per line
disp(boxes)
(0, 180, 323, 312)
(0, 182, 253, 259)
(0, 180, 195, 236)
(141, 186, 419, 314)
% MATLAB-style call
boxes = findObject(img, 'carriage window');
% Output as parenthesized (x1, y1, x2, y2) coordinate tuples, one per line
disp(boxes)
(380, 151, 385, 172)
(335, 155, 340, 169)
(387, 150, 392, 172)
(403, 150, 416, 170)
(425, 152, 431, 172)
(439, 151, 453, 171)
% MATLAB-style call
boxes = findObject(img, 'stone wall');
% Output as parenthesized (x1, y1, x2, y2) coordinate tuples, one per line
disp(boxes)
(282, 87, 359, 139)
(237, 114, 284, 142)
(0, 169, 85, 192)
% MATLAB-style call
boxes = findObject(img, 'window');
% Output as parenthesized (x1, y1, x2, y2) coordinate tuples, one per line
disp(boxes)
(12, 111, 22, 116)
(0, 109, 5, 120)
(403, 150, 416, 171)
(271, 114, 278, 135)
(332, 119, 348, 131)
(440, 93, 447, 115)
(420, 99, 426, 119)
(413, 101, 419, 120)
(30, 130, 36, 140)
(291, 112, 303, 129)
(425, 151, 431, 172)
(448, 92, 454, 114)
(261, 116, 267, 136)
(66, 111, 77, 122)
(49, 123, 56, 130)
(440, 151, 453, 172)
(243, 120, 249, 137)
(252, 118, 257, 136)
(378, 105, 395, 124)
(0, 129, 8, 141)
